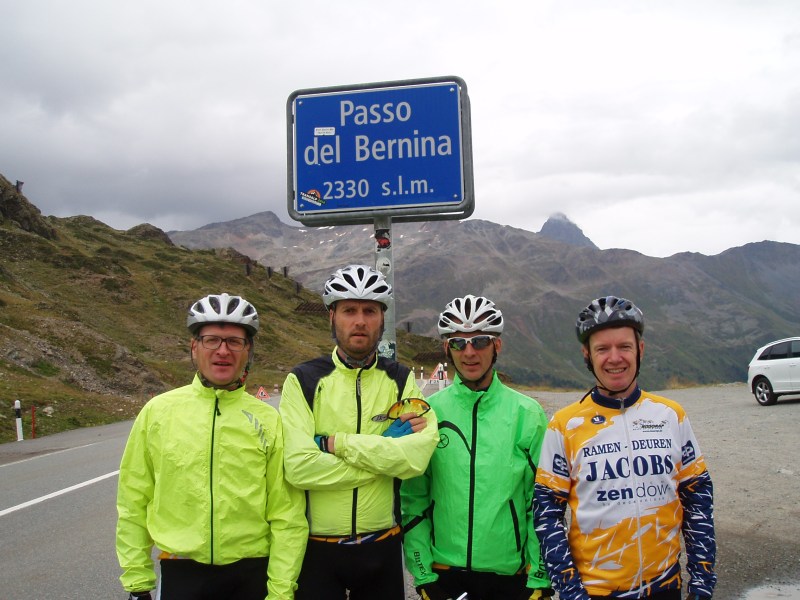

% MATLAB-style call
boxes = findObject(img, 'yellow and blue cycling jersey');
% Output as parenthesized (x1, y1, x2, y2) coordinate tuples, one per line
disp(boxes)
(534, 387, 716, 599)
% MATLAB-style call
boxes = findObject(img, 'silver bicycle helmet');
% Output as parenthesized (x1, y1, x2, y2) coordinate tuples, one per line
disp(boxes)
(322, 264, 392, 310)
(437, 295, 504, 336)
(576, 296, 644, 343)
(187, 293, 259, 336)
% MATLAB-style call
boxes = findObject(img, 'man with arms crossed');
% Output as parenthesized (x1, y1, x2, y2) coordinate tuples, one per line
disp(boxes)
(280, 265, 438, 599)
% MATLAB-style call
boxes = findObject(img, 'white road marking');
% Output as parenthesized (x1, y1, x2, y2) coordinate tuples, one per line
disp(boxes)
(0, 470, 119, 517)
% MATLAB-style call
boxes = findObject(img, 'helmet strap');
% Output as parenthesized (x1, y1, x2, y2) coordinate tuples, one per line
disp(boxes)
(191, 341, 253, 391)
(585, 350, 641, 397)
(447, 347, 497, 391)
(196, 362, 249, 391)
(331, 314, 384, 368)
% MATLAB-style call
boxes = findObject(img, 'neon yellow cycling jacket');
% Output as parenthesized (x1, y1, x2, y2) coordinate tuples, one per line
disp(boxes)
(116, 375, 308, 599)
(280, 349, 439, 536)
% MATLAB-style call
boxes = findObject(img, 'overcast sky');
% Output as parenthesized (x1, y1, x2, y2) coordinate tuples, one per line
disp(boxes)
(2, 0, 798, 257)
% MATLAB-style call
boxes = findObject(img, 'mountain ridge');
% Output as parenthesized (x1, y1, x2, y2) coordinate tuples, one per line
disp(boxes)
(168, 210, 800, 389)
(8, 172, 796, 442)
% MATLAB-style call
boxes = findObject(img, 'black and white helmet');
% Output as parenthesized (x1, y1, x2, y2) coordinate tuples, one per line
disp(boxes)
(187, 293, 259, 336)
(576, 296, 644, 343)
(322, 264, 392, 310)
(437, 295, 504, 336)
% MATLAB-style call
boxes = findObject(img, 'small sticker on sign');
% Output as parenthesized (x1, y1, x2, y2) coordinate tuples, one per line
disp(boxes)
(314, 127, 336, 136)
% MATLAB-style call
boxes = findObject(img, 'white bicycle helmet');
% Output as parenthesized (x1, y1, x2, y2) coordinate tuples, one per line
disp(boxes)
(576, 296, 644, 343)
(187, 293, 260, 336)
(322, 264, 392, 310)
(437, 295, 504, 336)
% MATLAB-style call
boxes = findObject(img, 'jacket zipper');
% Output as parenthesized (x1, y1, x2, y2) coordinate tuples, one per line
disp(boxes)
(210, 395, 220, 564)
(350, 370, 364, 538)
(466, 395, 481, 570)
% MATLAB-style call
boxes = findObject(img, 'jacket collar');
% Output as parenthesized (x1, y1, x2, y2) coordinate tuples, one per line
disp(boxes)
(450, 371, 499, 400)
(332, 347, 377, 371)
(191, 373, 246, 400)
(590, 385, 642, 409)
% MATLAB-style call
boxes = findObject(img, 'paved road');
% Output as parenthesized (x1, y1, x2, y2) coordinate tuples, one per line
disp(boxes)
(0, 395, 288, 600)
(9, 387, 795, 600)
(0, 421, 132, 599)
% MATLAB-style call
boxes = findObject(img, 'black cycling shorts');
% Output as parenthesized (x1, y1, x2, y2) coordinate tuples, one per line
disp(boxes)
(159, 556, 268, 600)
(434, 567, 530, 600)
(295, 534, 404, 600)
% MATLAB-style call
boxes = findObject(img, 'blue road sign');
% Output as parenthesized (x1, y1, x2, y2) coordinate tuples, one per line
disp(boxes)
(287, 77, 473, 225)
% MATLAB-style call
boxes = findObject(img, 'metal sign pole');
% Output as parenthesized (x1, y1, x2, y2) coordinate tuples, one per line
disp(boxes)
(286, 76, 475, 364)
(374, 216, 396, 360)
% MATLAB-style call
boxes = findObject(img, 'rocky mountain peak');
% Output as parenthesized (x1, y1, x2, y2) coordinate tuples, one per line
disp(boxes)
(538, 212, 598, 249)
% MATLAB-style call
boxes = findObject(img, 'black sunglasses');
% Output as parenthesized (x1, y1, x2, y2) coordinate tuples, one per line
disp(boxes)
(447, 335, 497, 351)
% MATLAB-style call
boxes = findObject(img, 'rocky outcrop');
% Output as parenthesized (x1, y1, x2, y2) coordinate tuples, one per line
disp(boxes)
(0, 175, 58, 240)
(126, 223, 174, 245)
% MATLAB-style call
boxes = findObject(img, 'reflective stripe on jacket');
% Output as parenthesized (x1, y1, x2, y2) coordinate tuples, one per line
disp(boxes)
(116, 375, 308, 599)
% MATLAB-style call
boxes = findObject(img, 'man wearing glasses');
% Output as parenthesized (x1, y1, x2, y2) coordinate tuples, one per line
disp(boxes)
(280, 264, 439, 600)
(116, 293, 308, 600)
(401, 295, 553, 600)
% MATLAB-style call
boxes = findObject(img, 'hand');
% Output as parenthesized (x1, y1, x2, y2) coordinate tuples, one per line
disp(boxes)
(128, 592, 152, 600)
(404, 413, 428, 432)
(382, 417, 414, 438)
(417, 582, 456, 600)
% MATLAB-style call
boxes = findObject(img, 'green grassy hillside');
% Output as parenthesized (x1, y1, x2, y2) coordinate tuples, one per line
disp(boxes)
(0, 208, 440, 442)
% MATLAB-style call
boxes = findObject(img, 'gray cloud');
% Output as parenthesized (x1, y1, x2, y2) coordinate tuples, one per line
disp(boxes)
(2, 0, 799, 257)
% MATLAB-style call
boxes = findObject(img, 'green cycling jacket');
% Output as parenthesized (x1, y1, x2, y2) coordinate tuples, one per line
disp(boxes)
(401, 372, 550, 589)
(116, 375, 308, 599)
(280, 349, 439, 536)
